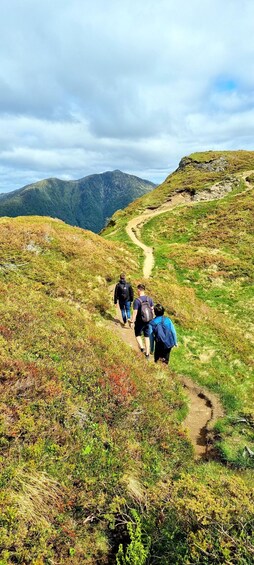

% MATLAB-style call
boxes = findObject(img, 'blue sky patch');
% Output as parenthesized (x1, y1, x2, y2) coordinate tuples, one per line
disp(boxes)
(215, 78, 238, 92)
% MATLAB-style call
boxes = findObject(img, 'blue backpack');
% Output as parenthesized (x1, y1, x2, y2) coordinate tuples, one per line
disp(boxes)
(153, 317, 175, 348)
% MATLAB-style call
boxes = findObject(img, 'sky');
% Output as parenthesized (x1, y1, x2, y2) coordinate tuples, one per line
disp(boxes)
(0, 0, 254, 192)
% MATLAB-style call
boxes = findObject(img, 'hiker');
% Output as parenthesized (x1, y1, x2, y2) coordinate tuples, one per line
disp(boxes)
(150, 303, 177, 364)
(114, 273, 134, 327)
(130, 284, 154, 359)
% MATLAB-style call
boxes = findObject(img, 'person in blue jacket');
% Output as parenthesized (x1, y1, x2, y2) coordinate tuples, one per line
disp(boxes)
(150, 303, 177, 364)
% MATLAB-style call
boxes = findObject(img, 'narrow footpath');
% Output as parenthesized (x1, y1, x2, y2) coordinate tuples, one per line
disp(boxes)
(125, 193, 191, 278)
(108, 173, 254, 457)
(123, 191, 225, 458)
(115, 175, 250, 459)
(111, 301, 223, 460)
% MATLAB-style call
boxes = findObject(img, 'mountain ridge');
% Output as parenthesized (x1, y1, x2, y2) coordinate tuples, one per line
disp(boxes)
(0, 169, 156, 233)
(102, 149, 254, 231)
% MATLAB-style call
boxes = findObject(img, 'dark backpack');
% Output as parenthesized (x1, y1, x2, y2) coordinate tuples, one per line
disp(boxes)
(153, 318, 175, 348)
(118, 282, 129, 301)
(138, 297, 153, 323)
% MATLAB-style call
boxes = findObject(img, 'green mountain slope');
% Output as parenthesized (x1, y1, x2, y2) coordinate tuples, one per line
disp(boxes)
(0, 216, 191, 564)
(103, 151, 254, 466)
(101, 150, 254, 560)
(0, 170, 156, 233)
(103, 149, 254, 231)
(1, 150, 254, 564)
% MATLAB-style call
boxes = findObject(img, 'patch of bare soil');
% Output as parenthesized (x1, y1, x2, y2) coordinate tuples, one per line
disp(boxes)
(181, 376, 224, 460)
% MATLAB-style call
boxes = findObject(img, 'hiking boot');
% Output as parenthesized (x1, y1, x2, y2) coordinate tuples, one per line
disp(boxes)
(140, 347, 144, 353)
(145, 354, 150, 361)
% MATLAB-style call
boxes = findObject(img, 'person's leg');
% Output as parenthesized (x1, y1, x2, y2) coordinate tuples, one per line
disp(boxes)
(136, 335, 144, 351)
(119, 302, 127, 324)
(154, 344, 171, 364)
(162, 347, 171, 365)
(134, 322, 144, 351)
(144, 337, 150, 356)
(125, 301, 131, 321)
(143, 324, 150, 357)
(154, 342, 163, 362)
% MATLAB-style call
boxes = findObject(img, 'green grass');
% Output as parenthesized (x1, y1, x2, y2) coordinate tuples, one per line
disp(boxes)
(0, 216, 193, 563)
(102, 149, 254, 235)
(104, 152, 254, 471)
(138, 183, 254, 466)
(1, 150, 254, 563)
(103, 151, 254, 562)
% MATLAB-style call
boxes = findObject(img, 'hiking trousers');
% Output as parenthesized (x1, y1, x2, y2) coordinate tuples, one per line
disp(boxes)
(154, 342, 172, 365)
(119, 301, 131, 323)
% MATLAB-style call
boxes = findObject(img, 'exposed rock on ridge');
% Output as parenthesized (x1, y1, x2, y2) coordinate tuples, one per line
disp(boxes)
(178, 155, 228, 173)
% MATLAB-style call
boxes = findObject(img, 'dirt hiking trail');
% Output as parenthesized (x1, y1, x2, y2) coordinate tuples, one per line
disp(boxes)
(124, 191, 227, 458)
(126, 193, 190, 278)
(126, 171, 253, 278)
(109, 174, 253, 458)
(111, 305, 223, 460)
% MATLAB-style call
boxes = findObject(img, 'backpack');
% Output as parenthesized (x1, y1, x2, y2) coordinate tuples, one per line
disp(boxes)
(118, 282, 129, 301)
(153, 318, 175, 348)
(138, 297, 153, 323)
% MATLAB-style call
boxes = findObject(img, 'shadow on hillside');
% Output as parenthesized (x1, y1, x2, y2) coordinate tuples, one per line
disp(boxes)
(102, 312, 125, 327)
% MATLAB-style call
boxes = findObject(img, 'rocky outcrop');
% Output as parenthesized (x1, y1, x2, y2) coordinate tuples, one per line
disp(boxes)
(178, 155, 228, 173)
(192, 177, 238, 201)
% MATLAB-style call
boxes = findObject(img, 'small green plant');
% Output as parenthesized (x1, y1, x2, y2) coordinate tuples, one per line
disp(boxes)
(116, 510, 150, 565)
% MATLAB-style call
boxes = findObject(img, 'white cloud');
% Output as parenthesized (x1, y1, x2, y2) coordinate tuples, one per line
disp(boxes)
(0, 0, 254, 191)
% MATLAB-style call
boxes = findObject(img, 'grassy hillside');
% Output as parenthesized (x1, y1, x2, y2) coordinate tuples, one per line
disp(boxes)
(0, 170, 155, 233)
(103, 150, 254, 238)
(141, 185, 254, 464)
(0, 216, 191, 564)
(103, 151, 254, 466)
(102, 151, 254, 562)
(1, 151, 254, 564)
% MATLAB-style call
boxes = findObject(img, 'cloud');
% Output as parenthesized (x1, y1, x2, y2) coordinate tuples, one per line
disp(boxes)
(0, 0, 254, 191)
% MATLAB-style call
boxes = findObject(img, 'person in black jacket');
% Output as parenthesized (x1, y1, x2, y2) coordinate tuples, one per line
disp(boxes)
(114, 273, 134, 327)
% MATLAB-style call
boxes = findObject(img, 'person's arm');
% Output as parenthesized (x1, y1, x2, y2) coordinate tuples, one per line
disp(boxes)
(130, 298, 139, 323)
(167, 318, 178, 346)
(131, 308, 138, 323)
(149, 321, 155, 353)
(129, 284, 134, 303)
(114, 284, 118, 305)
(150, 298, 154, 315)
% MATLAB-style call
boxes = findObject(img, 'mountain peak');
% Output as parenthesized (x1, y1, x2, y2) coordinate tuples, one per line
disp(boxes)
(0, 170, 156, 233)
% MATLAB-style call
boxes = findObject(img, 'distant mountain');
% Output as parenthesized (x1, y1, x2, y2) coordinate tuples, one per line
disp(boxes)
(0, 170, 156, 232)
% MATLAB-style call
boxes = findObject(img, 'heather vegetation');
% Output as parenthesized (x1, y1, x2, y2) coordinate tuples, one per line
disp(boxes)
(141, 186, 254, 466)
(0, 216, 190, 563)
(102, 151, 254, 562)
(1, 151, 254, 564)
